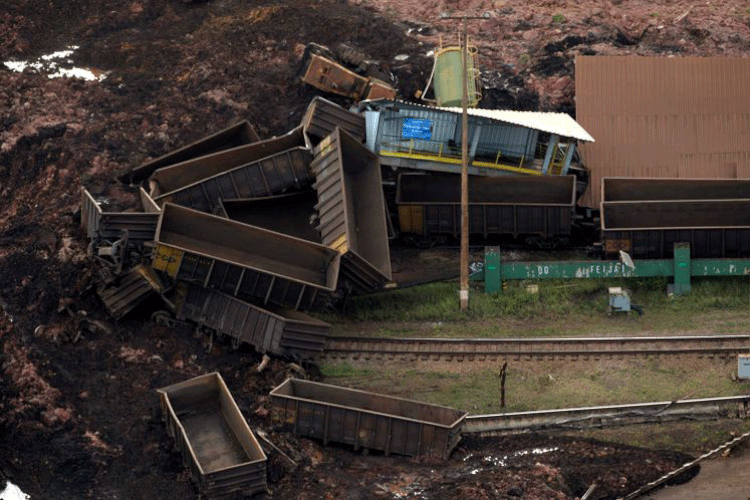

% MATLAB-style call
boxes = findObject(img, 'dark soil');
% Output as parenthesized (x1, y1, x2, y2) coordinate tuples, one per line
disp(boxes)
(2, 0, 749, 498)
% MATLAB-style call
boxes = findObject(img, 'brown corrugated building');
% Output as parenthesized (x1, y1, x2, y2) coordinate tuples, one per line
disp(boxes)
(575, 56, 750, 208)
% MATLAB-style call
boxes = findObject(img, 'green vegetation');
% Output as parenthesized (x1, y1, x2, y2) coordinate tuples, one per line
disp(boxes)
(552, 13, 566, 24)
(318, 275, 750, 452)
(329, 276, 750, 336)
(321, 358, 747, 415)
(318, 363, 373, 378)
(569, 420, 750, 454)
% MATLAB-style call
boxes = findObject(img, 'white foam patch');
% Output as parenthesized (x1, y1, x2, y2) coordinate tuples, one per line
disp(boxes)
(0, 481, 30, 500)
(4, 45, 106, 81)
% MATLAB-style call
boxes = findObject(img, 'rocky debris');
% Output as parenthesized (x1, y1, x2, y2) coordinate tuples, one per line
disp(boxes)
(1, 333, 74, 434)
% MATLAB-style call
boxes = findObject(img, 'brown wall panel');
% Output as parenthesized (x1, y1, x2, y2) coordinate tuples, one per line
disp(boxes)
(576, 56, 750, 207)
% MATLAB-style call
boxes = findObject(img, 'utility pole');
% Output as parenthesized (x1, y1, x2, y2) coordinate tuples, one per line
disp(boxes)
(440, 12, 488, 310)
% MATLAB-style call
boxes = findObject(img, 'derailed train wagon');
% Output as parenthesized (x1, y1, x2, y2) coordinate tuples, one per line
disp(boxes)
(158, 372, 268, 498)
(220, 192, 321, 243)
(81, 188, 159, 243)
(396, 173, 577, 247)
(175, 282, 330, 358)
(601, 178, 750, 258)
(123, 120, 261, 184)
(301, 96, 366, 146)
(148, 127, 310, 206)
(152, 203, 340, 310)
(270, 378, 467, 459)
(311, 127, 392, 294)
(152, 146, 312, 214)
(98, 264, 165, 320)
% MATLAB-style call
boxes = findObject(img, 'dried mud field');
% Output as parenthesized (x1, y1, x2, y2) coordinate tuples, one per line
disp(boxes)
(2, 0, 750, 498)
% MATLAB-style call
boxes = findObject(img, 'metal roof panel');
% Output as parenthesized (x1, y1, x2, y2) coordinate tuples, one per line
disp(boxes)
(362, 99, 594, 142)
(435, 106, 595, 142)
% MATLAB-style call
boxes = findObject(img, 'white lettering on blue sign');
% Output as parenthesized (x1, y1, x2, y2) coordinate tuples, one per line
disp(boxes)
(402, 118, 432, 140)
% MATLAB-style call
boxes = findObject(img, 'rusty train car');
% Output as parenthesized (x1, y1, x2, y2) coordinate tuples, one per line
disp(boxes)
(174, 282, 330, 359)
(123, 120, 261, 185)
(148, 127, 311, 210)
(270, 378, 467, 459)
(311, 127, 392, 294)
(152, 203, 341, 311)
(395, 173, 577, 248)
(601, 178, 750, 259)
(158, 372, 268, 498)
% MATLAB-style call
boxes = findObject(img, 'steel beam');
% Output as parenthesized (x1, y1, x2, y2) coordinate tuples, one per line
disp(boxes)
(475, 243, 750, 295)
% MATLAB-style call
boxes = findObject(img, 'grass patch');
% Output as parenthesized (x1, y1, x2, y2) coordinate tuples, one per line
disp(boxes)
(318, 363, 373, 378)
(569, 420, 750, 454)
(332, 276, 750, 336)
(319, 269, 750, 453)
(320, 357, 749, 415)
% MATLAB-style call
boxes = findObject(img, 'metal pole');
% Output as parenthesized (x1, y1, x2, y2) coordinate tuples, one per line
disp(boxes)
(460, 16, 469, 310)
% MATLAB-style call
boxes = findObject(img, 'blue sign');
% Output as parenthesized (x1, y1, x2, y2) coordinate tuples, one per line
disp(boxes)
(402, 118, 432, 140)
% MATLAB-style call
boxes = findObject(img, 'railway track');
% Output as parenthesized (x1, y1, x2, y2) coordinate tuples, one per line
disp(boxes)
(463, 395, 750, 437)
(320, 334, 750, 361)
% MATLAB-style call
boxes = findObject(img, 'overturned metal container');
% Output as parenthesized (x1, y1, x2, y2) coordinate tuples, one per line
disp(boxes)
(148, 127, 310, 202)
(601, 177, 750, 258)
(152, 146, 312, 214)
(270, 378, 467, 459)
(311, 127, 392, 294)
(81, 188, 159, 243)
(301, 53, 371, 100)
(301, 96, 366, 146)
(123, 120, 260, 184)
(176, 283, 330, 358)
(157, 372, 267, 499)
(152, 203, 340, 310)
(98, 264, 165, 320)
(220, 191, 321, 244)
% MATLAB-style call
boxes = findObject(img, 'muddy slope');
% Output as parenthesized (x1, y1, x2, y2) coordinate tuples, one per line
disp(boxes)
(2, 0, 749, 498)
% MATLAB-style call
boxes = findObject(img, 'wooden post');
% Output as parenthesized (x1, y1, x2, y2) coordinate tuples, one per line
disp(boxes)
(499, 361, 507, 408)
(459, 15, 469, 310)
(439, 11, 489, 311)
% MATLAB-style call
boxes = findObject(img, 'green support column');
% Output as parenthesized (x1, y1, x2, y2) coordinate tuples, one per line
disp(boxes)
(673, 243, 691, 295)
(485, 246, 501, 293)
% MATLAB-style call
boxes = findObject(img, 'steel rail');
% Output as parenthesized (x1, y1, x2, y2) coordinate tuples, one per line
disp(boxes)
(320, 335, 750, 360)
(463, 395, 750, 436)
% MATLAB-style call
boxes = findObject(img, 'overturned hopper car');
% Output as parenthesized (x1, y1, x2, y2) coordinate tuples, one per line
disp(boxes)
(300, 51, 396, 102)
(270, 378, 467, 459)
(152, 146, 312, 214)
(152, 203, 340, 310)
(148, 127, 310, 206)
(301, 96, 366, 146)
(601, 178, 750, 259)
(98, 264, 164, 320)
(396, 173, 577, 248)
(123, 120, 260, 184)
(175, 282, 330, 358)
(158, 372, 267, 498)
(311, 127, 392, 294)
(81, 188, 159, 244)
(220, 191, 321, 243)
